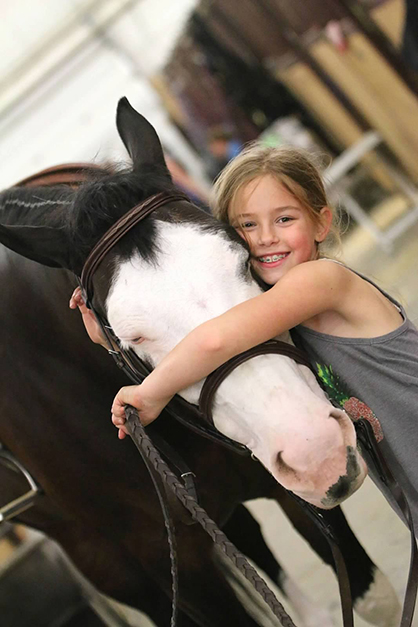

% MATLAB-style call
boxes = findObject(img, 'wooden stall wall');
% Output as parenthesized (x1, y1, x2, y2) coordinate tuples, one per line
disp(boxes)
(275, 0, 418, 180)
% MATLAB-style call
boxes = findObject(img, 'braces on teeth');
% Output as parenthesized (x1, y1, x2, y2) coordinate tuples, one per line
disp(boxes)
(259, 254, 286, 263)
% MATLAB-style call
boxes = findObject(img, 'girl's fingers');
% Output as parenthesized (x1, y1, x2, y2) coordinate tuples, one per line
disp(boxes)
(112, 413, 125, 426)
(69, 287, 90, 315)
(69, 289, 81, 308)
(112, 403, 126, 417)
(112, 386, 144, 439)
(112, 386, 140, 414)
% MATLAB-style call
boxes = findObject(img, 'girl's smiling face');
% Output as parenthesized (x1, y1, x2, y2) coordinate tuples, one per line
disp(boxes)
(229, 175, 331, 285)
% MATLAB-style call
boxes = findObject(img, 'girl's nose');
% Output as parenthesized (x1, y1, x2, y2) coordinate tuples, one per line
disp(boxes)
(258, 225, 279, 246)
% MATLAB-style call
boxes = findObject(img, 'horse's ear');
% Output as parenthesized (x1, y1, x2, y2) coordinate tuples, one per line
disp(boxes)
(0, 223, 71, 269)
(116, 97, 167, 171)
(0, 188, 73, 270)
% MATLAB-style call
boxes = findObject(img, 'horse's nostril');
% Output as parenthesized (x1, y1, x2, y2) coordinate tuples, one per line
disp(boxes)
(276, 451, 297, 478)
(330, 407, 357, 444)
(330, 408, 344, 421)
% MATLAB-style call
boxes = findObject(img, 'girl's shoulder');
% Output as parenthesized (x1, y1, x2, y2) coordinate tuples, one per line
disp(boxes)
(287, 258, 354, 295)
(307, 258, 360, 291)
(296, 259, 405, 338)
(315, 257, 350, 274)
(271, 258, 355, 321)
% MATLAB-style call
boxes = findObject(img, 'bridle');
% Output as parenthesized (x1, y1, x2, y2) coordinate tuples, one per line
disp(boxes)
(80, 189, 313, 453)
(79, 187, 359, 626)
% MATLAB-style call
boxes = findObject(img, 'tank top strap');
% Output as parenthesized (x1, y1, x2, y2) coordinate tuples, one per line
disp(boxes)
(317, 258, 404, 316)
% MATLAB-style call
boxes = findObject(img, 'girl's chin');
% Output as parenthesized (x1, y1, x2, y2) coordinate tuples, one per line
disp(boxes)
(258, 269, 282, 285)
(251, 264, 277, 285)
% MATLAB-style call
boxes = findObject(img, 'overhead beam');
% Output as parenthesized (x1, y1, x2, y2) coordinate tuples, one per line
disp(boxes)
(0, 0, 140, 124)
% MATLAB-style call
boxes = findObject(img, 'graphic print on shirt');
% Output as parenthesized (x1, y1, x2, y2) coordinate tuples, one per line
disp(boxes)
(316, 363, 384, 443)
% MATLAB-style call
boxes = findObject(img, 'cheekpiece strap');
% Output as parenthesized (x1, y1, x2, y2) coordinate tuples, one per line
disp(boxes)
(80, 191, 188, 305)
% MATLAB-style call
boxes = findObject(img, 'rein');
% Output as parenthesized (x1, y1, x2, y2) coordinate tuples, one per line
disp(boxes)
(5, 164, 416, 627)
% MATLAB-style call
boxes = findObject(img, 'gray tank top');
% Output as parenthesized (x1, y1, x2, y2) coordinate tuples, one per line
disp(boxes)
(291, 262, 418, 530)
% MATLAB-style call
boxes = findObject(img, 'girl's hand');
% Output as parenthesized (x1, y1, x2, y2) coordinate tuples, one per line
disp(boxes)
(69, 287, 107, 347)
(111, 385, 172, 439)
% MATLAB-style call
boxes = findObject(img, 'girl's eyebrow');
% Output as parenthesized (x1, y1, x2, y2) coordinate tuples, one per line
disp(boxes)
(238, 206, 301, 217)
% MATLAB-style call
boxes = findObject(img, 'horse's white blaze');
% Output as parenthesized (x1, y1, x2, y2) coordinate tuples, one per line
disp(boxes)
(107, 221, 367, 507)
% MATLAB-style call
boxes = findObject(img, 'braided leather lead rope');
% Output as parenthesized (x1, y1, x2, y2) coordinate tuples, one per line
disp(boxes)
(134, 426, 179, 627)
(124, 406, 297, 627)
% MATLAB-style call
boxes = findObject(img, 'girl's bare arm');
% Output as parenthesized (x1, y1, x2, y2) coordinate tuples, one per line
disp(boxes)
(112, 260, 348, 430)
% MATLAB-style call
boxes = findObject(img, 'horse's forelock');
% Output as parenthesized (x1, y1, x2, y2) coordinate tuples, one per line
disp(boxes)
(68, 164, 176, 269)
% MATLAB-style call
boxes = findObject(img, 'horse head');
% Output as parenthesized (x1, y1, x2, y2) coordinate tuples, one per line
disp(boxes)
(0, 98, 367, 508)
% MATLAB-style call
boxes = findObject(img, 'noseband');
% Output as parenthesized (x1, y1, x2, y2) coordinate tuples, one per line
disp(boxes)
(79, 190, 313, 453)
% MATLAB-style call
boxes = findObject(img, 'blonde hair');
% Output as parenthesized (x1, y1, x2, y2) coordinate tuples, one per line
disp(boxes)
(210, 142, 341, 253)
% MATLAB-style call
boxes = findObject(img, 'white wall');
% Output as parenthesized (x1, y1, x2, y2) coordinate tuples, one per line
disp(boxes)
(0, 0, 208, 190)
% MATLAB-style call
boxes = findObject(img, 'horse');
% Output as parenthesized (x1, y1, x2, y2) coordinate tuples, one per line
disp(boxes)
(0, 98, 400, 626)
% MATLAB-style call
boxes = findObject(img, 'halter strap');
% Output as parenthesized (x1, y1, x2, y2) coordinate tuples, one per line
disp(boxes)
(80, 191, 188, 305)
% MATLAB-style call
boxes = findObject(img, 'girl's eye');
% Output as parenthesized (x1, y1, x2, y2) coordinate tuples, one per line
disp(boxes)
(277, 216, 293, 224)
(241, 221, 256, 229)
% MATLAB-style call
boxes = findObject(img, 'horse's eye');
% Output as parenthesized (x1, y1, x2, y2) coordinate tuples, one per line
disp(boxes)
(131, 337, 142, 344)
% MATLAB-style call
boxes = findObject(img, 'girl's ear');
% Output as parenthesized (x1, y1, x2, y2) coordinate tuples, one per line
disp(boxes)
(315, 206, 333, 243)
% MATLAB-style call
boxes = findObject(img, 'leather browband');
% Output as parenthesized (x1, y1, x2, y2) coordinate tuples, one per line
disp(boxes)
(80, 191, 189, 305)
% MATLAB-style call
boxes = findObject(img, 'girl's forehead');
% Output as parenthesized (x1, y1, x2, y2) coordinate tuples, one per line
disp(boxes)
(229, 175, 298, 217)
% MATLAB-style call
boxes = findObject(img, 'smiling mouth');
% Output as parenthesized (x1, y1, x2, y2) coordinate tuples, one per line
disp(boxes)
(257, 253, 289, 264)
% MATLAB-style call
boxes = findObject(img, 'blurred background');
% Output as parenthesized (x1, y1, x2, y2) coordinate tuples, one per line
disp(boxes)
(1, 0, 418, 625)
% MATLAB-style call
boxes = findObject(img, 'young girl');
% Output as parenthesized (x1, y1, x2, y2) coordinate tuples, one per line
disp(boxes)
(71, 143, 418, 526)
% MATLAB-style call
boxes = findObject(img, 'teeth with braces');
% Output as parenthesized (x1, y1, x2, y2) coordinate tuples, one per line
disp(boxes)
(259, 254, 286, 263)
